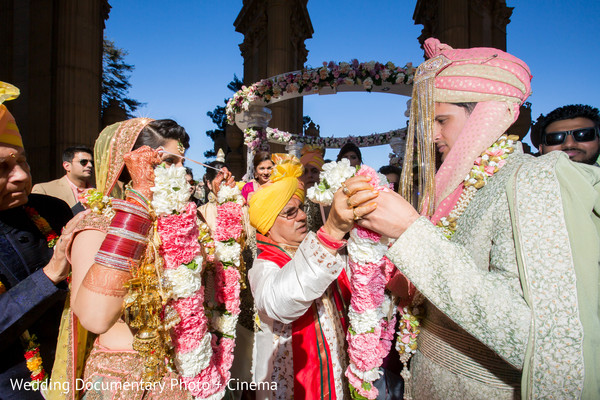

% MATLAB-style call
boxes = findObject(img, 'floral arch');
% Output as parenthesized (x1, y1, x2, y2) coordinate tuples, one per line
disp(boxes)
(225, 60, 415, 174)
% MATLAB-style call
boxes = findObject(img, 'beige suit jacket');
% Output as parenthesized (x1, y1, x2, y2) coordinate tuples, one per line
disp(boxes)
(32, 175, 78, 207)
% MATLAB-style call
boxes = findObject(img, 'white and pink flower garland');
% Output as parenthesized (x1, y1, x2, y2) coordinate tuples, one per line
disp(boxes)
(151, 165, 243, 400)
(243, 126, 407, 152)
(226, 60, 415, 124)
(308, 160, 398, 400)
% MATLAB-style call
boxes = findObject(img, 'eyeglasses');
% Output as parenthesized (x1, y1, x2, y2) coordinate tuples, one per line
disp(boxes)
(278, 206, 302, 220)
(76, 159, 93, 167)
(542, 127, 598, 146)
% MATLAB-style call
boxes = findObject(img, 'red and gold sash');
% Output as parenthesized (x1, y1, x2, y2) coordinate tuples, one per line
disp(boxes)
(256, 234, 351, 400)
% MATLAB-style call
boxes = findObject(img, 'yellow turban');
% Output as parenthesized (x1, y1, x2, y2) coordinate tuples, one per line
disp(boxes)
(249, 153, 305, 235)
(300, 144, 325, 170)
(0, 82, 23, 148)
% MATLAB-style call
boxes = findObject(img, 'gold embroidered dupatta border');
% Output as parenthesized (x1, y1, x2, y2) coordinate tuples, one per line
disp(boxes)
(46, 118, 153, 400)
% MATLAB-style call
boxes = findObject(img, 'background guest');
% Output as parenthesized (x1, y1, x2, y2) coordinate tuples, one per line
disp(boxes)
(242, 150, 273, 202)
(300, 144, 326, 232)
(378, 165, 401, 192)
(531, 104, 600, 165)
(0, 82, 84, 399)
(32, 146, 94, 208)
(336, 141, 362, 167)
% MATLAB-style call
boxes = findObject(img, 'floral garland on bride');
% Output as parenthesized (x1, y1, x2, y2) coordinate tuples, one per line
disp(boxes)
(308, 159, 398, 400)
(149, 164, 244, 400)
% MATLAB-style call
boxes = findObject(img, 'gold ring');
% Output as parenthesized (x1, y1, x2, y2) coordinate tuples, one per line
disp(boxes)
(342, 184, 350, 196)
(353, 208, 361, 221)
(346, 197, 353, 208)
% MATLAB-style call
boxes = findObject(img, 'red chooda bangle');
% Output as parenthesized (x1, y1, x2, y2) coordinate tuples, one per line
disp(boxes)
(95, 199, 153, 273)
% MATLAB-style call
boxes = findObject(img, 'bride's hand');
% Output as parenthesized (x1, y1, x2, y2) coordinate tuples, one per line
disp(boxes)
(123, 146, 162, 200)
(212, 167, 235, 195)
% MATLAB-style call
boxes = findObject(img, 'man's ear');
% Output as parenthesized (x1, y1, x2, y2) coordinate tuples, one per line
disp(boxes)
(63, 161, 71, 172)
(537, 145, 544, 154)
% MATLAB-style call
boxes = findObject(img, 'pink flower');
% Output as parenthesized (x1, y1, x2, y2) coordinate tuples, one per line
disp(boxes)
(345, 368, 379, 399)
(383, 256, 396, 281)
(349, 260, 387, 312)
(170, 294, 209, 352)
(347, 326, 384, 371)
(215, 262, 241, 314)
(214, 337, 236, 377)
(484, 165, 496, 175)
(181, 363, 223, 397)
(213, 202, 243, 241)
(355, 226, 381, 243)
(487, 148, 504, 157)
(158, 203, 200, 269)
(356, 165, 382, 188)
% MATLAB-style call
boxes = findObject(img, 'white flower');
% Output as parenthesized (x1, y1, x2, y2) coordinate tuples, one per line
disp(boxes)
(212, 313, 238, 337)
(377, 172, 389, 189)
(151, 165, 191, 216)
(174, 333, 212, 377)
(348, 306, 380, 334)
(307, 185, 334, 206)
(215, 241, 241, 266)
(323, 159, 355, 190)
(217, 185, 243, 205)
(347, 228, 388, 264)
(350, 364, 382, 381)
(307, 159, 356, 206)
(378, 293, 394, 321)
(164, 256, 203, 299)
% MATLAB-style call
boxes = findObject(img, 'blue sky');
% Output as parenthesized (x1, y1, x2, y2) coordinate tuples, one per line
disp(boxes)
(105, 0, 600, 178)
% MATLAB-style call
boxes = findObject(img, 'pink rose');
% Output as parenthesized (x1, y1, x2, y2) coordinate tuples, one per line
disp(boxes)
(157, 203, 201, 269)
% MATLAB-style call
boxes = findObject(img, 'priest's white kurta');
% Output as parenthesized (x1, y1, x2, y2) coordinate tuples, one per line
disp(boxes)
(249, 231, 350, 400)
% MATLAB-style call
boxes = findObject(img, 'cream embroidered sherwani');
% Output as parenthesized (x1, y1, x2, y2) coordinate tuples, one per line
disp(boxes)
(386, 149, 600, 399)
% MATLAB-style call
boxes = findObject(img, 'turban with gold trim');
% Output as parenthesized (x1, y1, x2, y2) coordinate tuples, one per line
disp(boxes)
(249, 153, 305, 235)
(402, 38, 532, 216)
(0, 82, 23, 148)
(300, 144, 325, 171)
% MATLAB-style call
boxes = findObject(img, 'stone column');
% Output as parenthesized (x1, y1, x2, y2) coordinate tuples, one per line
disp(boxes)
(0, 0, 107, 182)
(413, 0, 513, 51)
(234, 0, 313, 162)
(52, 0, 105, 178)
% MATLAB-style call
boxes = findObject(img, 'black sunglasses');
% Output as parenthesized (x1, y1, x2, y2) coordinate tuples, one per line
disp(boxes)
(542, 127, 598, 146)
(76, 159, 93, 167)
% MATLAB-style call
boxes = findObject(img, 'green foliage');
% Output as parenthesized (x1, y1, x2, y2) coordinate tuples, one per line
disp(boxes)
(204, 75, 244, 158)
(102, 38, 144, 118)
(303, 115, 313, 131)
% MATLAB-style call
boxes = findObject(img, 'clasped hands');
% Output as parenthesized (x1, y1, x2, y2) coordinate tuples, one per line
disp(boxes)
(329, 175, 420, 240)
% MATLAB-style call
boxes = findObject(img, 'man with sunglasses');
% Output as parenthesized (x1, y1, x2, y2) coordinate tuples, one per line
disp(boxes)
(532, 104, 600, 165)
(32, 145, 94, 208)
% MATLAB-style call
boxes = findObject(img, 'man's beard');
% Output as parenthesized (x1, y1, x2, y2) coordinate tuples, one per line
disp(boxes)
(568, 146, 600, 165)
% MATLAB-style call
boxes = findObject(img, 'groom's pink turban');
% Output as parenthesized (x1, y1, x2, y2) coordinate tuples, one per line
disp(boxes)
(403, 38, 532, 215)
